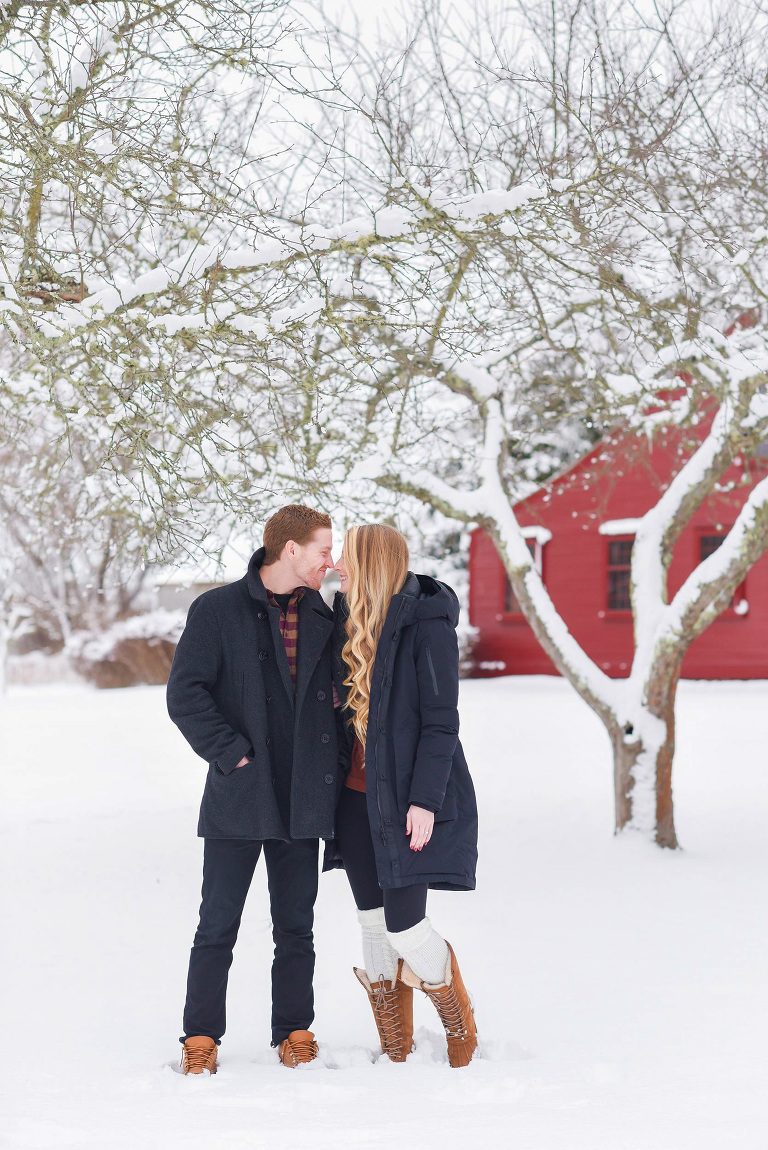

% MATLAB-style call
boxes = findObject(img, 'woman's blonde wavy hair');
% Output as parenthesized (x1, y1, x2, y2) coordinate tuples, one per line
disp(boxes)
(342, 523, 410, 743)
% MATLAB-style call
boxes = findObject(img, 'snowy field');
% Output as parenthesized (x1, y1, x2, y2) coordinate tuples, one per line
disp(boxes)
(2, 676, 766, 1150)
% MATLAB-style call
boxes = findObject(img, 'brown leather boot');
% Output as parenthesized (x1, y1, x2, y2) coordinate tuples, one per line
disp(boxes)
(401, 942, 477, 1067)
(277, 1029, 319, 1067)
(354, 960, 414, 1062)
(180, 1036, 218, 1075)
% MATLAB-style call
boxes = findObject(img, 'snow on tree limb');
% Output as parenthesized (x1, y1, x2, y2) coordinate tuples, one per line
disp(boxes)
(7, 184, 561, 337)
(367, 389, 622, 721)
(667, 472, 768, 640)
(6, 0, 768, 846)
(630, 401, 738, 658)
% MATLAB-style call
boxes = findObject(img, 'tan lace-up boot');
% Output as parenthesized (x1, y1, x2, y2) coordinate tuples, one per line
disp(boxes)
(181, 1036, 218, 1075)
(400, 942, 477, 1067)
(354, 960, 414, 1062)
(277, 1029, 319, 1067)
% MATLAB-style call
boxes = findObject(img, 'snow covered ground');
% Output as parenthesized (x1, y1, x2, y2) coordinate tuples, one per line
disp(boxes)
(2, 676, 766, 1150)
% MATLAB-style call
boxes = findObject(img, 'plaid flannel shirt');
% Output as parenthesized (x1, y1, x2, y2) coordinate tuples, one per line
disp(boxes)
(266, 587, 305, 691)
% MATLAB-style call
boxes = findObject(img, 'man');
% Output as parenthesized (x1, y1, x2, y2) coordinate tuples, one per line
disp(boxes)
(167, 504, 338, 1073)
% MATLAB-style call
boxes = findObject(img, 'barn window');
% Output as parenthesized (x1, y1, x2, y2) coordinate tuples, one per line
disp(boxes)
(503, 539, 540, 614)
(700, 533, 726, 561)
(698, 531, 746, 612)
(607, 538, 633, 610)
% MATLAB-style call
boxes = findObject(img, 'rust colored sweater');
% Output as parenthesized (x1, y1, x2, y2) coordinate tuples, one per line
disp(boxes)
(345, 736, 366, 793)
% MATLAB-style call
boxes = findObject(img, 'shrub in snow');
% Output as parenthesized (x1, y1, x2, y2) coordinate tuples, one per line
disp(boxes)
(7, 651, 83, 687)
(457, 619, 480, 678)
(67, 611, 185, 689)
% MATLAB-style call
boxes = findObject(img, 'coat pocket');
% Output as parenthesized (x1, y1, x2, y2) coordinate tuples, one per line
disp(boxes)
(434, 794, 458, 822)
(213, 755, 254, 776)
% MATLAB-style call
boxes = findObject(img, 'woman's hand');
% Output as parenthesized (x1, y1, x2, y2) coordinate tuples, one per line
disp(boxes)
(406, 805, 435, 851)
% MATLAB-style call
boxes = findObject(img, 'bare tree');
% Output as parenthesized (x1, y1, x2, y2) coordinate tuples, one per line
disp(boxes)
(1, 0, 288, 296)
(278, 0, 768, 848)
(242, 0, 768, 847)
(0, 424, 182, 658)
(5, 0, 768, 846)
(0, 0, 299, 544)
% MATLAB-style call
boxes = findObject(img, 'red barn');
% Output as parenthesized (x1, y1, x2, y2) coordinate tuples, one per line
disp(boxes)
(468, 422, 768, 679)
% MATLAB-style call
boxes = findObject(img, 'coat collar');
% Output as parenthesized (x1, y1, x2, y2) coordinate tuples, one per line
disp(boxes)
(245, 547, 270, 602)
(245, 546, 332, 619)
(400, 571, 422, 598)
(245, 546, 333, 711)
(332, 592, 350, 708)
(295, 594, 334, 716)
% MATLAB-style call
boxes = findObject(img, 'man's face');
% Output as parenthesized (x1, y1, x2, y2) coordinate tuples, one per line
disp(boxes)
(289, 528, 334, 590)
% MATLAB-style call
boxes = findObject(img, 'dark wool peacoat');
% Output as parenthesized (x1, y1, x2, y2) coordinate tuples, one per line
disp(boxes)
(326, 573, 478, 891)
(166, 547, 338, 841)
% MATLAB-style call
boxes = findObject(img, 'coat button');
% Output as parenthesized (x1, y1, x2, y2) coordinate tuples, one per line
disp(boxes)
(316, 690, 326, 701)
(324, 773, 334, 784)
(258, 611, 267, 620)
(392, 862, 399, 869)
(320, 733, 330, 744)
(266, 737, 271, 746)
(379, 725, 385, 733)
(266, 695, 272, 703)
(259, 650, 268, 661)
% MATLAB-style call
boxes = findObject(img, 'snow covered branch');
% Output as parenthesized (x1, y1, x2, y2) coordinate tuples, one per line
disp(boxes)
(668, 472, 768, 641)
(630, 402, 740, 650)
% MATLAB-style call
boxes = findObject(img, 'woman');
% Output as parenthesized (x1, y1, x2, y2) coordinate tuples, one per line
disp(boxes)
(326, 523, 478, 1067)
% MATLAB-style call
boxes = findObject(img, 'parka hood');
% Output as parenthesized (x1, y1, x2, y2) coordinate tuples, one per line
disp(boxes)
(334, 572, 460, 630)
(395, 571, 461, 628)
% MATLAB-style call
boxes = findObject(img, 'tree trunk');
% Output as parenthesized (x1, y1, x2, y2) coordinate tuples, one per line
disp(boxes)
(611, 658, 681, 849)
(645, 657, 681, 850)
(611, 725, 640, 833)
(483, 516, 683, 846)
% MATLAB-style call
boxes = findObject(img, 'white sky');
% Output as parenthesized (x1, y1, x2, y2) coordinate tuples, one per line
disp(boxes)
(309, 0, 731, 47)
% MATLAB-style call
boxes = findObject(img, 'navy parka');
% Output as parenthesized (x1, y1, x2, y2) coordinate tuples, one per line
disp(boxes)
(326, 573, 478, 892)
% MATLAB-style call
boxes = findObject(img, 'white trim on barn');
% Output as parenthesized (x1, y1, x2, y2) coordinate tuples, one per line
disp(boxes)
(520, 526, 553, 545)
(520, 525, 552, 573)
(597, 518, 642, 536)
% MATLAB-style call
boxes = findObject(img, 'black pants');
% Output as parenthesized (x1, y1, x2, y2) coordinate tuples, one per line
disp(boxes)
(335, 787, 427, 932)
(183, 837, 319, 1046)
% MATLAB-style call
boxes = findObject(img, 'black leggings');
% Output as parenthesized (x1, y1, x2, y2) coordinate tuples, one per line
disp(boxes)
(335, 787, 428, 933)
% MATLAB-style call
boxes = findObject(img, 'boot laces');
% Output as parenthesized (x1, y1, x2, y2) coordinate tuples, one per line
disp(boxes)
(429, 984, 468, 1040)
(182, 1043, 215, 1073)
(284, 1035, 318, 1065)
(373, 981, 405, 1054)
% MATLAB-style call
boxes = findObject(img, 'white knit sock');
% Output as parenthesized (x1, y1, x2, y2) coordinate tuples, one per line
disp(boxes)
(358, 907, 398, 983)
(387, 916, 450, 985)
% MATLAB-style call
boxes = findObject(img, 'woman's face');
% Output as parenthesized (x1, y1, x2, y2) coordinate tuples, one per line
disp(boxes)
(333, 550, 349, 591)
